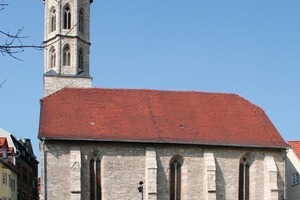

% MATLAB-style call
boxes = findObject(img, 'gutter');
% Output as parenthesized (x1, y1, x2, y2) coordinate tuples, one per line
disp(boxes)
(38, 136, 289, 150)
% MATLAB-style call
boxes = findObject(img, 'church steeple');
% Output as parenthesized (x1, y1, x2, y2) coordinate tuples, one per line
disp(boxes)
(43, 0, 93, 97)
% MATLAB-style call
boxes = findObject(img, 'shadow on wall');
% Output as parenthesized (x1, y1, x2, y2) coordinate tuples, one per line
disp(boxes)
(215, 159, 226, 200)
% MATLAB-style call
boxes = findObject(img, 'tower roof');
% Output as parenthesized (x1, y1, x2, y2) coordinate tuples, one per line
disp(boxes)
(38, 88, 288, 149)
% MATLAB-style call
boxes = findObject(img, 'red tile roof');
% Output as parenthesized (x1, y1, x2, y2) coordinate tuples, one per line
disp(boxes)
(288, 141, 300, 159)
(38, 88, 288, 148)
(0, 137, 8, 148)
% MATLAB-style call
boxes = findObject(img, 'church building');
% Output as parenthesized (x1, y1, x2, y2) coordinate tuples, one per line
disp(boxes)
(38, 0, 289, 200)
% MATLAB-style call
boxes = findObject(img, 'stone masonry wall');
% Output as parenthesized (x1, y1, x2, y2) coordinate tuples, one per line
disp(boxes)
(40, 141, 286, 200)
(44, 75, 92, 96)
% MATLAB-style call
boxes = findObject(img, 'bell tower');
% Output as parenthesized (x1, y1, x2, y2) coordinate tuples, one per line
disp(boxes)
(43, 0, 93, 97)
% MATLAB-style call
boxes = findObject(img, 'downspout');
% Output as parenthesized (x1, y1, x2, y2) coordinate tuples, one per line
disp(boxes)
(283, 149, 289, 200)
(41, 140, 47, 200)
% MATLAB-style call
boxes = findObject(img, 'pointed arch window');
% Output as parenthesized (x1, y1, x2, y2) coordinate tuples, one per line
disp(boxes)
(238, 156, 250, 200)
(78, 48, 84, 72)
(50, 46, 56, 68)
(50, 8, 56, 32)
(63, 44, 71, 66)
(90, 157, 101, 200)
(170, 155, 183, 200)
(79, 8, 84, 33)
(63, 5, 71, 29)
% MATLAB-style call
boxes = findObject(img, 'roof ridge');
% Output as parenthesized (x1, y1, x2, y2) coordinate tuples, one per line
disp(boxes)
(55, 87, 241, 96)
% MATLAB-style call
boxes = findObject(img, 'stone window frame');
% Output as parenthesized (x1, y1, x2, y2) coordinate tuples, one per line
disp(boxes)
(63, 4, 71, 30)
(238, 154, 251, 200)
(90, 156, 102, 200)
(78, 47, 84, 72)
(63, 44, 71, 66)
(170, 154, 183, 200)
(78, 8, 84, 33)
(49, 46, 56, 68)
(50, 7, 56, 32)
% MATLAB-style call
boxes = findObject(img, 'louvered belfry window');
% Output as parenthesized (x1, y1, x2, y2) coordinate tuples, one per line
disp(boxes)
(50, 47, 56, 68)
(63, 44, 71, 66)
(51, 8, 56, 32)
(79, 8, 84, 33)
(63, 5, 71, 29)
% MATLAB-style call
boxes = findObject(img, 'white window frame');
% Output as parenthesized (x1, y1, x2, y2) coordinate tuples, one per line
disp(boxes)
(291, 172, 300, 186)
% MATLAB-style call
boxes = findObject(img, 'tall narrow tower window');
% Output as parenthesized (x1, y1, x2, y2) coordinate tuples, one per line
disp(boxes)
(170, 155, 183, 200)
(78, 48, 84, 72)
(79, 8, 84, 33)
(63, 5, 71, 30)
(238, 156, 250, 200)
(50, 46, 56, 68)
(63, 44, 71, 66)
(90, 157, 101, 200)
(50, 8, 56, 32)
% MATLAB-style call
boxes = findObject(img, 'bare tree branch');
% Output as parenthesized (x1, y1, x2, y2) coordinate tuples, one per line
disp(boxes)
(0, 79, 7, 89)
(0, 3, 43, 60)
(0, 3, 8, 10)
(0, 1, 80, 61)
(0, 27, 43, 61)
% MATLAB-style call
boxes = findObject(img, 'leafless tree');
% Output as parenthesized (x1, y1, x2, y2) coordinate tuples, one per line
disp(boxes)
(0, 79, 6, 89)
(0, 28, 43, 60)
(0, 3, 43, 61)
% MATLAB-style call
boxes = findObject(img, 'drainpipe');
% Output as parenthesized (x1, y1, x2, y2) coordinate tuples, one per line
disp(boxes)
(283, 149, 288, 200)
(41, 140, 47, 200)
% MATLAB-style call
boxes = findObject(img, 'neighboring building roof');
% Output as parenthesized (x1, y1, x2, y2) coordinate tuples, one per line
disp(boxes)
(0, 128, 16, 153)
(288, 141, 300, 159)
(38, 88, 288, 149)
(0, 137, 8, 148)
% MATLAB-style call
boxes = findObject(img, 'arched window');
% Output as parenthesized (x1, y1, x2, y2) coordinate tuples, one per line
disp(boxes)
(63, 44, 71, 66)
(50, 8, 56, 32)
(63, 4, 71, 29)
(79, 8, 84, 33)
(238, 156, 250, 200)
(50, 46, 56, 68)
(78, 48, 84, 72)
(90, 157, 101, 200)
(170, 155, 183, 200)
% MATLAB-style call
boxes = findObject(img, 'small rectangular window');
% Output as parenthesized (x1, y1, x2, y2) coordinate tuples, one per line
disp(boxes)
(291, 172, 300, 185)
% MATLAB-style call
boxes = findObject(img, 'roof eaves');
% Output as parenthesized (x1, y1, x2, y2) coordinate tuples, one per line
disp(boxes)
(38, 137, 289, 149)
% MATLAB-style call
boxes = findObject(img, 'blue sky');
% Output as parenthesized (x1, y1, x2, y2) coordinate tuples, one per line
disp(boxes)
(0, 0, 299, 160)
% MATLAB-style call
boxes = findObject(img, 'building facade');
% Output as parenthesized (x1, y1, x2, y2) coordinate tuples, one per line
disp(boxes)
(0, 159, 18, 200)
(0, 137, 18, 200)
(39, 0, 289, 200)
(0, 129, 39, 200)
(12, 138, 39, 200)
(286, 141, 300, 200)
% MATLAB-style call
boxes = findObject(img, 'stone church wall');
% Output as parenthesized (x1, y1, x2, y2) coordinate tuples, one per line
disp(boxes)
(40, 141, 285, 200)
